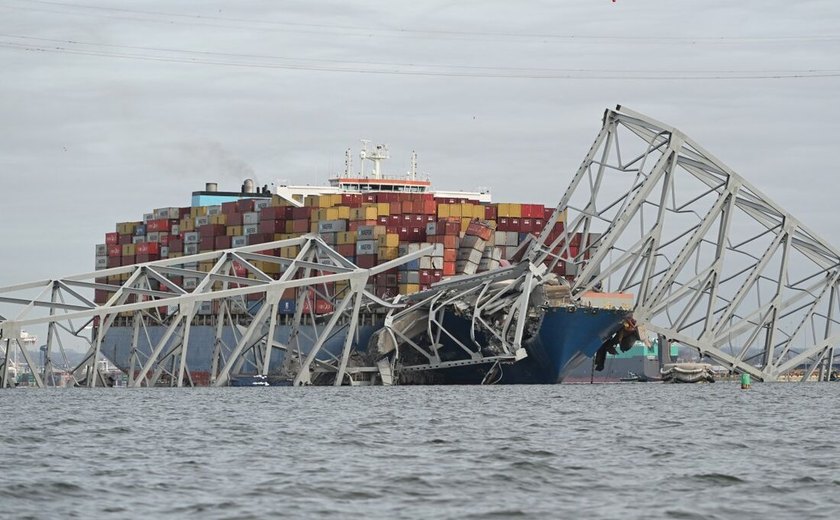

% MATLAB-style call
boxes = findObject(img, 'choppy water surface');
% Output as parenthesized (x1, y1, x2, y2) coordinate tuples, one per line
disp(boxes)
(2, 383, 839, 519)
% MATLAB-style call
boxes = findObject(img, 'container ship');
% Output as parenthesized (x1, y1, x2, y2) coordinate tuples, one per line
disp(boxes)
(93, 143, 635, 385)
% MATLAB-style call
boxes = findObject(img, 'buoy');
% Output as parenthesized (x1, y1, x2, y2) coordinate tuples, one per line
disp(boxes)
(740, 372, 751, 390)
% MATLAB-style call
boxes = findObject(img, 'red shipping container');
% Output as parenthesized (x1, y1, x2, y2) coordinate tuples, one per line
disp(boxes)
(136, 253, 160, 263)
(121, 255, 136, 266)
(377, 216, 389, 225)
(363, 194, 376, 203)
(442, 262, 456, 276)
(419, 270, 431, 285)
(260, 206, 284, 221)
(215, 236, 232, 249)
(200, 236, 215, 251)
(443, 248, 457, 262)
(169, 239, 183, 253)
(544, 207, 554, 220)
(534, 219, 545, 231)
(107, 244, 122, 257)
(484, 205, 497, 220)
(237, 199, 256, 213)
(401, 201, 413, 213)
(442, 236, 458, 249)
(199, 224, 226, 238)
(119, 234, 132, 245)
(146, 219, 171, 233)
(107, 257, 121, 268)
(510, 219, 521, 232)
(105, 232, 119, 245)
(386, 225, 399, 235)
(291, 207, 312, 220)
(221, 201, 238, 215)
(520, 219, 533, 233)
(160, 234, 170, 246)
(466, 221, 492, 241)
(226, 212, 243, 226)
(136, 242, 160, 255)
(337, 244, 355, 257)
(291, 219, 309, 233)
(389, 201, 401, 215)
(401, 214, 412, 223)
(341, 194, 361, 206)
(259, 220, 286, 234)
(356, 254, 377, 268)
(389, 215, 401, 225)
(249, 233, 273, 244)
(179, 207, 192, 218)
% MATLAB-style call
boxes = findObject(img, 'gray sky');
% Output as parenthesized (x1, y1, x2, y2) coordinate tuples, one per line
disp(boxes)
(1, 0, 838, 291)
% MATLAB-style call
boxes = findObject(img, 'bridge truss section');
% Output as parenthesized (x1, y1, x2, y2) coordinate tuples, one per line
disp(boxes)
(530, 106, 840, 382)
(0, 235, 429, 388)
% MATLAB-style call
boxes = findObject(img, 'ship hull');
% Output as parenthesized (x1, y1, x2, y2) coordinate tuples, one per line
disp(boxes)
(101, 306, 630, 385)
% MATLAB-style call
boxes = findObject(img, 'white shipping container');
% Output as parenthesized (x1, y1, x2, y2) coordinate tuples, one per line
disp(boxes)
(132, 236, 146, 244)
(184, 277, 199, 290)
(456, 260, 478, 275)
(419, 256, 433, 270)
(95, 244, 107, 256)
(206, 205, 222, 216)
(183, 231, 200, 244)
(494, 231, 508, 246)
(432, 257, 444, 270)
(243, 224, 258, 236)
(432, 243, 444, 257)
(506, 232, 519, 246)
(184, 244, 199, 255)
(171, 224, 180, 236)
(160, 246, 169, 258)
(243, 212, 260, 225)
(460, 236, 486, 251)
(254, 199, 270, 211)
(194, 215, 210, 227)
(146, 231, 160, 243)
(95, 256, 107, 269)
(232, 235, 248, 248)
(143, 212, 154, 223)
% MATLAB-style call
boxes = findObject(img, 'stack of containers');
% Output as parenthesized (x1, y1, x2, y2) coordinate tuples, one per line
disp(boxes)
(98, 189, 586, 310)
(426, 217, 459, 277)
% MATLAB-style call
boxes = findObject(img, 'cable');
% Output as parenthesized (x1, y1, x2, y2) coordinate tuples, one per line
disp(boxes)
(2, 37, 840, 80)
(4, 33, 838, 76)
(6, 0, 840, 45)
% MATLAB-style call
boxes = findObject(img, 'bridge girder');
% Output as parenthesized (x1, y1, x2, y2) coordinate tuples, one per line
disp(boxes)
(530, 106, 840, 381)
(0, 235, 430, 388)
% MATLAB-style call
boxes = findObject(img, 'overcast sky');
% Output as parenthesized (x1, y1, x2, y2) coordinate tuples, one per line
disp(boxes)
(1, 0, 838, 291)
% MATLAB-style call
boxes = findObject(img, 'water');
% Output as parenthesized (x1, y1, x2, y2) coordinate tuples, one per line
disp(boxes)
(1, 383, 839, 519)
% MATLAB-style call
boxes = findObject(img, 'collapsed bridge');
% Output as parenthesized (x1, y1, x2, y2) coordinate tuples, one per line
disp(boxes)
(2, 106, 838, 386)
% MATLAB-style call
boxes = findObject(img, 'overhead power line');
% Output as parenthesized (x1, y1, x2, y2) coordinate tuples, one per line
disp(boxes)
(5, 0, 840, 45)
(2, 35, 839, 80)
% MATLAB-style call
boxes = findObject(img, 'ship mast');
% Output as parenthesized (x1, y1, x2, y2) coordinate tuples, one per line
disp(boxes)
(360, 140, 389, 179)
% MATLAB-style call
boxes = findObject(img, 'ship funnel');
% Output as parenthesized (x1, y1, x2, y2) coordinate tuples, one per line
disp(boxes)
(242, 178, 256, 193)
(205, 182, 218, 192)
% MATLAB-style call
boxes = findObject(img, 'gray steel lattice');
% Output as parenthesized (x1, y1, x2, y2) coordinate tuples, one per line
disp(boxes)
(529, 106, 839, 381)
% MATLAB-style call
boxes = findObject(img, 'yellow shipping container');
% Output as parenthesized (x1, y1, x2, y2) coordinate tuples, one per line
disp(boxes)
(180, 219, 195, 232)
(437, 204, 451, 218)
(461, 217, 472, 232)
(310, 222, 319, 233)
(378, 246, 399, 260)
(227, 226, 243, 236)
(121, 244, 136, 256)
(210, 214, 227, 225)
(190, 206, 208, 218)
(168, 252, 183, 258)
(281, 246, 300, 257)
(449, 204, 462, 218)
(330, 194, 342, 207)
(304, 195, 318, 208)
(107, 275, 121, 284)
(399, 284, 421, 295)
(324, 207, 340, 221)
(336, 206, 350, 219)
(337, 231, 356, 245)
(199, 261, 214, 272)
(378, 233, 399, 248)
(376, 202, 390, 216)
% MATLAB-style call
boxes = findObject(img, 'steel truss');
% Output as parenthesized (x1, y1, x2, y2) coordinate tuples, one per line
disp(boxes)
(0, 235, 430, 388)
(530, 106, 840, 381)
(371, 261, 550, 384)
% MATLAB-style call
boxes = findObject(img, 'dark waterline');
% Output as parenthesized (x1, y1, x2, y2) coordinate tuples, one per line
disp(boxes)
(1, 384, 839, 519)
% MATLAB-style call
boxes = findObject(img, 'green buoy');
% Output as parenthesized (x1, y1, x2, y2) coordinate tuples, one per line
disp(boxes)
(740, 372, 751, 389)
